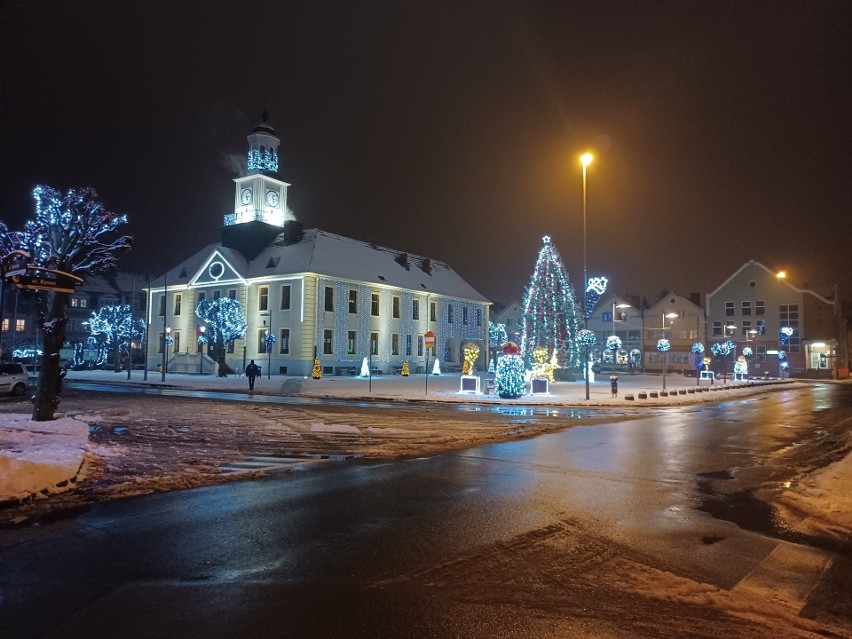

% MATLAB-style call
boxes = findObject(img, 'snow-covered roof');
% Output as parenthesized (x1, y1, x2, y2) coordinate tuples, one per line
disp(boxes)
(150, 229, 489, 303)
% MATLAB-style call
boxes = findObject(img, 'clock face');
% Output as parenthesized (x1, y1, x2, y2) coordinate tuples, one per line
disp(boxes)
(240, 188, 252, 205)
(266, 190, 280, 207)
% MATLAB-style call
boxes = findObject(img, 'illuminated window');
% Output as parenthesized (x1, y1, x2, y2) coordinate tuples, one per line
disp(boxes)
(15, 319, 25, 332)
(258, 286, 269, 312)
(349, 290, 357, 314)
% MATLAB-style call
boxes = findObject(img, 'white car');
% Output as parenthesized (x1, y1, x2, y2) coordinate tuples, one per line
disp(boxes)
(0, 362, 29, 396)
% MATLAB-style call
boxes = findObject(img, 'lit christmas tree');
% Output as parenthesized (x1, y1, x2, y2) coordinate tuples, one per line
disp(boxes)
(521, 236, 581, 372)
(88, 304, 146, 371)
(312, 357, 322, 379)
(495, 342, 525, 399)
(196, 298, 247, 376)
(401, 360, 410, 376)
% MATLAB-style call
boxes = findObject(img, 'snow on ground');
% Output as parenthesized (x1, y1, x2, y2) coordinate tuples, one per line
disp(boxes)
(1, 369, 850, 541)
(0, 414, 90, 503)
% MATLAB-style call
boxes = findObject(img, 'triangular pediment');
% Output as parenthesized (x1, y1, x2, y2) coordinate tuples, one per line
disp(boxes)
(190, 250, 246, 287)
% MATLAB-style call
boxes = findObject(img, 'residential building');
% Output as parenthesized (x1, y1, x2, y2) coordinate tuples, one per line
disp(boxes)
(705, 260, 841, 378)
(644, 292, 705, 374)
(585, 295, 643, 373)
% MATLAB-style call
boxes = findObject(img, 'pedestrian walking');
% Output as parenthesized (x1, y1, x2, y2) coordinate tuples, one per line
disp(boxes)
(245, 359, 260, 390)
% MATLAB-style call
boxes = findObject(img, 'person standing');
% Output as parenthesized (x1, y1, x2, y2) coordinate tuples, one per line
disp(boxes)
(245, 359, 260, 391)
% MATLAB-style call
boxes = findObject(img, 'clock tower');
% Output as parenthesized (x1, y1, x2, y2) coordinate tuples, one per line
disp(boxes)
(223, 111, 294, 259)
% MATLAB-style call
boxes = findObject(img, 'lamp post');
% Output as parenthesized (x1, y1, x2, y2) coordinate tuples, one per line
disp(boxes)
(161, 326, 171, 382)
(198, 326, 206, 374)
(661, 312, 678, 390)
(724, 324, 737, 383)
(580, 152, 593, 400)
(610, 302, 630, 374)
(266, 328, 272, 379)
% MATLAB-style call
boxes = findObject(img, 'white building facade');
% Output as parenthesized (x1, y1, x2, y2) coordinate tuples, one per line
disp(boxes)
(145, 115, 489, 376)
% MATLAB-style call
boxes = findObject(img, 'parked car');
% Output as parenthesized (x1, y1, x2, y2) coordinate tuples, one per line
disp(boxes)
(0, 362, 29, 396)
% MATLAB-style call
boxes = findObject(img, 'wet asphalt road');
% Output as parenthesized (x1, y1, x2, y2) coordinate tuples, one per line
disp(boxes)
(1, 384, 850, 638)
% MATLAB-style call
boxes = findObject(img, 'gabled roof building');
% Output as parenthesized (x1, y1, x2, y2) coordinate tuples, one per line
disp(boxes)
(145, 114, 489, 377)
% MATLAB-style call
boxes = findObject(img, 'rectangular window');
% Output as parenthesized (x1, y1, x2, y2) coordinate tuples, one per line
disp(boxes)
(67, 319, 77, 332)
(259, 286, 269, 312)
(159, 295, 165, 316)
(279, 328, 290, 354)
(347, 330, 356, 354)
(258, 329, 268, 353)
(741, 301, 751, 316)
(15, 319, 25, 332)
(392, 296, 400, 319)
(173, 332, 181, 353)
(755, 300, 765, 316)
(741, 320, 752, 336)
(174, 293, 182, 316)
(713, 321, 723, 337)
(228, 289, 236, 300)
(280, 285, 291, 310)
(476, 308, 482, 327)
(462, 307, 468, 325)
(213, 290, 221, 300)
(757, 344, 767, 362)
(371, 293, 380, 316)
(227, 339, 235, 354)
(406, 334, 412, 356)
(725, 302, 734, 317)
(158, 332, 165, 353)
(430, 301, 436, 322)
(417, 335, 424, 356)
(349, 290, 357, 314)
(324, 286, 334, 312)
(412, 299, 420, 320)
(628, 330, 640, 341)
(448, 305, 454, 324)
(370, 332, 379, 355)
(71, 297, 80, 308)
(197, 291, 206, 306)
(392, 333, 399, 356)
(323, 329, 333, 355)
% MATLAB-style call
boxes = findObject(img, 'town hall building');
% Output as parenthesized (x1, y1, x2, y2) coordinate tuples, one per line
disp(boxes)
(145, 114, 490, 377)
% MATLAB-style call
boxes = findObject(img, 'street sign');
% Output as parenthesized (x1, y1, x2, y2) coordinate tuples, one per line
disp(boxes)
(8, 268, 83, 293)
(424, 331, 436, 349)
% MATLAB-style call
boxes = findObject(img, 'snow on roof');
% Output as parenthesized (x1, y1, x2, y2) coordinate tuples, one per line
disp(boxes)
(149, 229, 489, 303)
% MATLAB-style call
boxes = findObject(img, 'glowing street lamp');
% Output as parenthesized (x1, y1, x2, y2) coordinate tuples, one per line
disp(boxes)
(661, 312, 678, 389)
(610, 302, 630, 374)
(580, 152, 593, 400)
(198, 325, 206, 374)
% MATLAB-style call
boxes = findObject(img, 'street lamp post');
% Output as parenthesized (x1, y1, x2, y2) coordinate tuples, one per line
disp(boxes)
(198, 326, 206, 374)
(662, 312, 678, 390)
(161, 326, 171, 382)
(580, 152, 593, 400)
(611, 302, 630, 375)
(724, 324, 737, 383)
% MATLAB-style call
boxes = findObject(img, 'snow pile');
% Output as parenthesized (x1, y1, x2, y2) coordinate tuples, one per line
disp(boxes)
(777, 435, 852, 538)
(0, 413, 90, 503)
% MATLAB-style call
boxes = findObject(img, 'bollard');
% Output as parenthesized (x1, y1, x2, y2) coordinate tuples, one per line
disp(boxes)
(610, 375, 618, 398)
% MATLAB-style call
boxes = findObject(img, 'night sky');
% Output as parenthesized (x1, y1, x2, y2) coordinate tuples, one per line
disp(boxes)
(2, 0, 850, 306)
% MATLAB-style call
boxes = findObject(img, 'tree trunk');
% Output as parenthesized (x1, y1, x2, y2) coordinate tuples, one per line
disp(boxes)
(216, 334, 227, 376)
(113, 339, 121, 372)
(32, 293, 68, 421)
